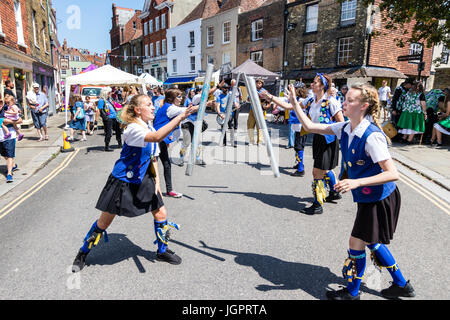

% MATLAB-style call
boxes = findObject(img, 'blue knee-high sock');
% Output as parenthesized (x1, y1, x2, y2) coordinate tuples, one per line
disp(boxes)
(325, 170, 337, 192)
(346, 249, 366, 296)
(154, 219, 168, 254)
(296, 150, 304, 172)
(367, 243, 407, 287)
(80, 220, 105, 253)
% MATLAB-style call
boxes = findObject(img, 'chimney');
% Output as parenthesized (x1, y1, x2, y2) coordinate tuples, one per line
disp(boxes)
(112, 3, 119, 28)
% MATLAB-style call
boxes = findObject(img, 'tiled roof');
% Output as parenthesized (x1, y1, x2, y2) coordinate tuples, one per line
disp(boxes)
(217, 0, 267, 14)
(178, 0, 221, 25)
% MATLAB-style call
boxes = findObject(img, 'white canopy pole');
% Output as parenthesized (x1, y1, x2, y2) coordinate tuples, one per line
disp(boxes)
(64, 81, 70, 129)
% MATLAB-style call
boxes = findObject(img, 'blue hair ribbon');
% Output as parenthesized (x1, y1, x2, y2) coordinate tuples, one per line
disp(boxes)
(316, 73, 329, 91)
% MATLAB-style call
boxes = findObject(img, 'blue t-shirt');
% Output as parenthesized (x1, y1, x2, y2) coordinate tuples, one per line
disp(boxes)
(152, 95, 165, 114)
(98, 99, 116, 119)
(216, 93, 230, 113)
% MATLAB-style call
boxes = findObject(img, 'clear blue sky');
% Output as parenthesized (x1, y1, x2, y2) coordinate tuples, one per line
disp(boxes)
(52, 0, 144, 54)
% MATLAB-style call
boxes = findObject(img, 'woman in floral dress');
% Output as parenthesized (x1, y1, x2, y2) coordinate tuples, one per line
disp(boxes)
(397, 81, 427, 144)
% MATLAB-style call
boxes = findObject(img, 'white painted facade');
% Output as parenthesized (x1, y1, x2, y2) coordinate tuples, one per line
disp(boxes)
(166, 18, 202, 78)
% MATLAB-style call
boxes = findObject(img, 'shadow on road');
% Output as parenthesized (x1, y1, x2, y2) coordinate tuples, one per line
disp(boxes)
(209, 189, 314, 212)
(85, 233, 156, 273)
(197, 241, 381, 300)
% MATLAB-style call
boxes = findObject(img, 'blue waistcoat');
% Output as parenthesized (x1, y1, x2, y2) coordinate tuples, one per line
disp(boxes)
(111, 139, 157, 184)
(153, 102, 178, 145)
(289, 97, 302, 124)
(306, 97, 336, 144)
(340, 123, 396, 203)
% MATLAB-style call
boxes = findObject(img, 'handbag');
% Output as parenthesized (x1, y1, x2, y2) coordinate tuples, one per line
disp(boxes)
(76, 107, 85, 120)
(382, 122, 397, 139)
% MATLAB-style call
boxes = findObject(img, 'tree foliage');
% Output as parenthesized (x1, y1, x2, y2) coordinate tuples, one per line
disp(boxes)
(358, 0, 450, 48)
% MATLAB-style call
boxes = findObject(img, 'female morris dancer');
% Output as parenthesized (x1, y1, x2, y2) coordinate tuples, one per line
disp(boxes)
(288, 83, 415, 300)
(72, 94, 195, 272)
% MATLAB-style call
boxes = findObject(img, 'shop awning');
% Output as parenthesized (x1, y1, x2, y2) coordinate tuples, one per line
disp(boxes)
(286, 66, 407, 80)
(163, 75, 196, 85)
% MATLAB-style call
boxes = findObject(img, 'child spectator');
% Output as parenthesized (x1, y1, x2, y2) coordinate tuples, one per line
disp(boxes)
(2, 95, 24, 141)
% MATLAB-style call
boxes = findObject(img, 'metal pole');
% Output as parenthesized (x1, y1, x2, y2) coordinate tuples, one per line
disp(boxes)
(219, 72, 241, 146)
(244, 74, 280, 178)
(186, 63, 214, 176)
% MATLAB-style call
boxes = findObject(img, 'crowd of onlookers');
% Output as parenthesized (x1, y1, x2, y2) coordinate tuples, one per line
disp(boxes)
(1, 77, 449, 184)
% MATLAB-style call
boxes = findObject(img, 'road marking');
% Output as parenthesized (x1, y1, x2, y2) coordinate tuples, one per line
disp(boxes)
(399, 173, 450, 216)
(0, 149, 80, 220)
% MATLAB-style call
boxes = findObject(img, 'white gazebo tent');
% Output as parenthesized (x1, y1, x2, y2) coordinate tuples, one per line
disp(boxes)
(139, 73, 162, 86)
(64, 65, 147, 127)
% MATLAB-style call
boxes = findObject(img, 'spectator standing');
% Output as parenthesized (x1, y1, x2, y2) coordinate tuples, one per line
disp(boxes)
(397, 81, 427, 144)
(249, 78, 270, 145)
(84, 96, 95, 135)
(98, 87, 122, 151)
(68, 95, 87, 141)
(27, 83, 49, 141)
(4, 80, 16, 100)
(390, 78, 413, 128)
(152, 87, 165, 114)
(378, 80, 392, 122)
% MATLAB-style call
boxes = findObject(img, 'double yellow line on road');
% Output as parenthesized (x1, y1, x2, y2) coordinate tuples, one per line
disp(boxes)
(399, 172, 450, 216)
(0, 149, 80, 220)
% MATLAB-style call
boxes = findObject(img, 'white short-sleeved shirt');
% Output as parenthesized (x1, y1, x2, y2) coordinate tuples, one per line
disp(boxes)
(307, 93, 342, 124)
(378, 86, 391, 102)
(123, 119, 160, 157)
(329, 117, 391, 163)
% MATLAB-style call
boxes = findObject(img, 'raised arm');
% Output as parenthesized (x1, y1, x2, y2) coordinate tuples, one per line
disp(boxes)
(287, 85, 335, 136)
(144, 106, 194, 142)
(259, 90, 293, 110)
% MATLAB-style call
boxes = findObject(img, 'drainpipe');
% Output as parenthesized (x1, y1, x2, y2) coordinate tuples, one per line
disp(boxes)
(46, 0, 56, 114)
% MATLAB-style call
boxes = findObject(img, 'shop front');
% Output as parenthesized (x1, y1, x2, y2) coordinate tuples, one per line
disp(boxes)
(33, 61, 56, 115)
(0, 45, 35, 126)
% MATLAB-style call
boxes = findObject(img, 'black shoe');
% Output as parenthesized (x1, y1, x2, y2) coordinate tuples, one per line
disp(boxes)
(156, 249, 182, 265)
(326, 288, 360, 300)
(381, 281, 416, 299)
(290, 170, 305, 177)
(104, 146, 114, 152)
(326, 191, 342, 202)
(72, 250, 88, 273)
(300, 202, 323, 215)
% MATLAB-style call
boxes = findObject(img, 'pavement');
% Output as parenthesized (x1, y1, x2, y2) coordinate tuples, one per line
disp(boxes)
(0, 112, 449, 200)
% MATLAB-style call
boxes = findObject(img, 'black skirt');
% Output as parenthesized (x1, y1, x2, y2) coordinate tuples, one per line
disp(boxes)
(312, 134, 339, 170)
(95, 170, 164, 217)
(351, 187, 401, 245)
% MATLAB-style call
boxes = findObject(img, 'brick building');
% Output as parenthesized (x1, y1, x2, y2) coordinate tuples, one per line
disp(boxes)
(201, 0, 267, 72)
(1, 0, 42, 126)
(236, 0, 285, 74)
(284, 0, 433, 90)
(110, 4, 136, 70)
(25, 0, 56, 115)
(140, 0, 203, 81)
(119, 10, 143, 75)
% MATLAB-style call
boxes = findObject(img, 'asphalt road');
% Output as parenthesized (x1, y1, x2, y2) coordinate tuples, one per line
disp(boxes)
(0, 113, 449, 300)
